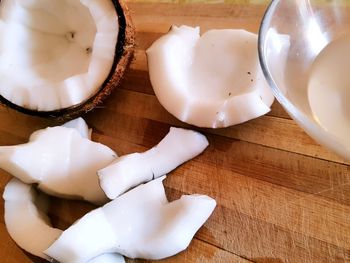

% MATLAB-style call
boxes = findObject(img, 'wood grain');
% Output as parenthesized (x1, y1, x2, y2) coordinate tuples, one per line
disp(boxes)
(0, 1, 349, 263)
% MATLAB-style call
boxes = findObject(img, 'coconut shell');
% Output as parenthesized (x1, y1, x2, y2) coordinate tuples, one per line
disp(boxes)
(0, 0, 135, 121)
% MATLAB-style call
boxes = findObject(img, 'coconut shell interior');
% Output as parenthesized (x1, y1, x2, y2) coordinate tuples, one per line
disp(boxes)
(0, 0, 135, 120)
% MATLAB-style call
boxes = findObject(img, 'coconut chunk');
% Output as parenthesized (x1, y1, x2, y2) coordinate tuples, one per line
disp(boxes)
(45, 177, 216, 262)
(3, 178, 63, 260)
(3, 178, 125, 262)
(146, 25, 275, 128)
(88, 253, 125, 263)
(98, 127, 209, 199)
(0, 0, 119, 111)
(0, 122, 116, 204)
(62, 117, 92, 139)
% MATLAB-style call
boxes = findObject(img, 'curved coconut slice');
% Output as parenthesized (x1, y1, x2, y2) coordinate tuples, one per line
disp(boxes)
(45, 176, 216, 262)
(146, 25, 275, 128)
(98, 127, 208, 199)
(0, 0, 134, 119)
(0, 125, 116, 204)
(3, 178, 63, 260)
(3, 178, 125, 262)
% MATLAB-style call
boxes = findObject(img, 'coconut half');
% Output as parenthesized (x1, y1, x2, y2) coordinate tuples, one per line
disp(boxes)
(146, 26, 274, 128)
(0, 0, 134, 119)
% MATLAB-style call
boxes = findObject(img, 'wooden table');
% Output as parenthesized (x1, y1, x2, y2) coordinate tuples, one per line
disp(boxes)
(0, 1, 349, 262)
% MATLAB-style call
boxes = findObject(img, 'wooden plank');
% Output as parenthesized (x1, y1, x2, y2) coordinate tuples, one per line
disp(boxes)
(0, 108, 56, 144)
(127, 2, 267, 18)
(127, 2, 267, 33)
(127, 239, 252, 263)
(128, 0, 270, 4)
(89, 115, 350, 203)
(88, 129, 350, 262)
(89, 88, 345, 163)
(0, 1, 349, 263)
(130, 50, 148, 72)
(166, 168, 350, 250)
(165, 189, 350, 263)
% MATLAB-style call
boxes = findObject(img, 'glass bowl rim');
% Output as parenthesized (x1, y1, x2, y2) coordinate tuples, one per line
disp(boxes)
(257, 0, 312, 127)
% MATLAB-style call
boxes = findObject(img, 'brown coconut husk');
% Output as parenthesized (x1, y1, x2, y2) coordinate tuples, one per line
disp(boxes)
(0, 0, 135, 121)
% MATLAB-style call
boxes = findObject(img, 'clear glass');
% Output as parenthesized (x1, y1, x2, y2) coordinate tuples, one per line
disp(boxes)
(258, 0, 350, 161)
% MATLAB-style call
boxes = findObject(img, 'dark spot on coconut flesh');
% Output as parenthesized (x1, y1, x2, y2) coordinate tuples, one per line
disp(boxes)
(66, 31, 76, 42)
(86, 47, 92, 54)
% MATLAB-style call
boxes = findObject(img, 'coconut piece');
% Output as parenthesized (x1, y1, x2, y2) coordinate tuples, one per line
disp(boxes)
(0, 124, 116, 204)
(89, 254, 125, 263)
(98, 127, 209, 199)
(3, 178, 125, 262)
(0, 0, 134, 119)
(45, 176, 216, 262)
(62, 117, 92, 139)
(146, 25, 275, 128)
(3, 178, 62, 260)
(88, 253, 125, 263)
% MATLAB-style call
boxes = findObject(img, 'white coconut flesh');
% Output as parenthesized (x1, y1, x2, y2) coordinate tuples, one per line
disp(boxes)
(88, 253, 125, 263)
(3, 178, 63, 260)
(3, 178, 126, 262)
(62, 117, 92, 139)
(98, 127, 209, 199)
(0, 120, 117, 204)
(0, 0, 119, 111)
(45, 176, 216, 262)
(146, 26, 275, 128)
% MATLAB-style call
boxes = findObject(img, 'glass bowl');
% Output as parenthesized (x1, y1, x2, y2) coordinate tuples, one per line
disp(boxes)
(258, 0, 350, 162)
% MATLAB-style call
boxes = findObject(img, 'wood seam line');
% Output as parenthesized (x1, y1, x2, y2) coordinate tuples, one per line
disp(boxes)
(195, 237, 256, 263)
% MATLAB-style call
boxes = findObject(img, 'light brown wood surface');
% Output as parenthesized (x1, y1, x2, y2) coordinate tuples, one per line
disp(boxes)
(0, 1, 349, 262)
